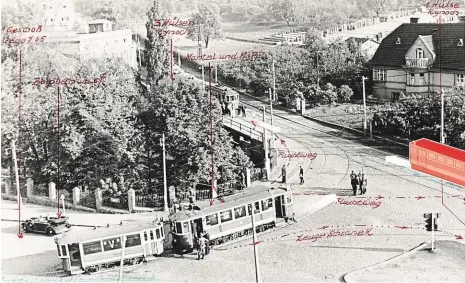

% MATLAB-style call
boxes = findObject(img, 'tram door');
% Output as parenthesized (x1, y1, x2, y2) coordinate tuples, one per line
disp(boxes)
(68, 243, 81, 269)
(274, 196, 284, 217)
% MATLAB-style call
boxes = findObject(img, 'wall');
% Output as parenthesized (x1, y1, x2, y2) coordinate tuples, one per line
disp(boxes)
(373, 67, 406, 100)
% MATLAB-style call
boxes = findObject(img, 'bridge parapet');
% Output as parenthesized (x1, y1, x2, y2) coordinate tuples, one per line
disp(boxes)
(221, 117, 263, 142)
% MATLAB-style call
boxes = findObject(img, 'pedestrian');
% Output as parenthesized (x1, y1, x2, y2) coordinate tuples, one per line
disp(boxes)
(299, 166, 304, 185)
(358, 172, 364, 195)
(362, 175, 367, 195)
(282, 165, 287, 183)
(243, 105, 247, 117)
(350, 171, 358, 196)
(197, 233, 208, 260)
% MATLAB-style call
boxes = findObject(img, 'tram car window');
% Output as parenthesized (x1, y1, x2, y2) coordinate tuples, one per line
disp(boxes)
(220, 210, 233, 223)
(254, 202, 260, 214)
(206, 213, 219, 226)
(234, 206, 247, 219)
(102, 237, 122, 251)
(83, 241, 102, 255)
(126, 234, 141, 247)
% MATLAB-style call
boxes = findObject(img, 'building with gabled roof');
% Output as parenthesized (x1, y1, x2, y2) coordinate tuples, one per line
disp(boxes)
(370, 20, 465, 101)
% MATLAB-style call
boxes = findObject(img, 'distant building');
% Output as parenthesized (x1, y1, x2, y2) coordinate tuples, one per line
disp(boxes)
(43, 19, 137, 68)
(370, 21, 465, 101)
(344, 37, 380, 59)
(41, 0, 75, 31)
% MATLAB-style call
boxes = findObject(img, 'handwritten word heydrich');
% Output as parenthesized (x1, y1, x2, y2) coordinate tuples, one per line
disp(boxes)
(2, 36, 46, 45)
(1, 25, 43, 33)
(425, 0, 460, 16)
(155, 18, 195, 27)
(158, 30, 192, 37)
(278, 150, 317, 160)
(186, 51, 266, 61)
(33, 73, 107, 87)
(296, 228, 373, 242)
(337, 197, 382, 209)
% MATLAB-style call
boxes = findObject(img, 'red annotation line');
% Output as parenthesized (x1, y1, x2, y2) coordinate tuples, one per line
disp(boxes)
(293, 192, 464, 201)
(17, 48, 23, 239)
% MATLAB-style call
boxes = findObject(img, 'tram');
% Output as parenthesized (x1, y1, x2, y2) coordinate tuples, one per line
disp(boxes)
(210, 84, 240, 115)
(55, 221, 165, 275)
(169, 185, 294, 253)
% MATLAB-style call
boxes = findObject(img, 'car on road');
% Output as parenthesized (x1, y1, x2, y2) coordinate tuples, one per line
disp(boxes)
(22, 215, 71, 236)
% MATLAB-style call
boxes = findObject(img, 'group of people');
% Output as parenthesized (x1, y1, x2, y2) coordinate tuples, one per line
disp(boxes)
(196, 232, 210, 260)
(350, 171, 367, 196)
(221, 103, 246, 118)
(281, 165, 305, 185)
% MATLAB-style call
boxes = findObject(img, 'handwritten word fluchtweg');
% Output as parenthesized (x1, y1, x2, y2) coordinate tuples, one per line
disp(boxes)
(337, 197, 382, 209)
(296, 228, 373, 242)
(1, 25, 43, 33)
(186, 51, 266, 61)
(278, 150, 317, 160)
(425, 0, 460, 16)
(33, 74, 107, 87)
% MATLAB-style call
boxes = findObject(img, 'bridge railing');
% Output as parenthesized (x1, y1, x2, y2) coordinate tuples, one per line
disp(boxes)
(221, 117, 263, 142)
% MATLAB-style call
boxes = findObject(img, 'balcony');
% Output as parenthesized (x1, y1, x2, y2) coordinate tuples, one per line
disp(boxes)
(405, 58, 430, 68)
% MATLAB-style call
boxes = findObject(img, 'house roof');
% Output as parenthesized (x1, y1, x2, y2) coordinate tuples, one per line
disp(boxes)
(371, 23, 465, 70)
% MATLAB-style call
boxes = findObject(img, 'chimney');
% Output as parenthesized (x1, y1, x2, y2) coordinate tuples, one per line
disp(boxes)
(459, 16, 465, 23)
(410, 17, 419, 24)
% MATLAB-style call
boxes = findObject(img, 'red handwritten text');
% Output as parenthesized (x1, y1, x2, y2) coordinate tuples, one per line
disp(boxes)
(159, 29, 192, 37)
(296, 228, 374, 242)
(33, 73, 107, 87)
(186, 51, 266, 61)
(1, 25, 43, 33)
(425, 0, 460, 16)
(155, 18, 195, 27)
(337, 197, 382, 209)
(2, 36, 46, 45)
(278, 150, 317, 160)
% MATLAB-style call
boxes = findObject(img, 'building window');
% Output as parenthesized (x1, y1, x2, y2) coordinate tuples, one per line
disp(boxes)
(416, 48, 424, 59)
(408, 73, 415, 85)
(396, 37, 401, 44)
(457, 74, 465, 86)
(373, 69, 386, 81)
(419, 73, 426, 85)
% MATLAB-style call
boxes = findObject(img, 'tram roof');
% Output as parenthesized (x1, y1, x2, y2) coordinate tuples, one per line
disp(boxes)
(170, 185, 290, 221)
(57, 221, 161, 245)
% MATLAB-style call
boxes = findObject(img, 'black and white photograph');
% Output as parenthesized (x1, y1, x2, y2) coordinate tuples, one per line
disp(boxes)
(1, 0, 465, 282)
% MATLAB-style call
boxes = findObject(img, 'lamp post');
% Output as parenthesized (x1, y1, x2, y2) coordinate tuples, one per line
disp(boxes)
(362, 76, 368, 134)
(49, 70, 62, 210)
(440, 88, 445, 144)
(316, 51, 322, 86)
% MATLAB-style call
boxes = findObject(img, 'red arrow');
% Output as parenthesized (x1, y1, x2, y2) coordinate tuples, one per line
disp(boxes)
(280, 139, 286, 145)
(394, 226, 409, 229)
(318, 226, 329, 229)
(57, 211, 62, 218)
(415, 196, 425, 200)
(209, 199, 214, 206)
(250, 120, 256, 127)
(456, 235, 463, 240)
(281, 234, 289, 238)
(376, 195, 384, 200)
(250, 241, 261, 246)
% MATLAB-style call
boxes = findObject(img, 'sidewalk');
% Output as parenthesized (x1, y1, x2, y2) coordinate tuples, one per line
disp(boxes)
(344, 240, 465, 282)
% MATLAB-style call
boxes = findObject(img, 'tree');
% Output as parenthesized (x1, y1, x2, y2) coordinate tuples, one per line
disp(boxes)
(145, 0, 170, 88)
(186, 2, 223, 49)
(337, 85, 354, 102)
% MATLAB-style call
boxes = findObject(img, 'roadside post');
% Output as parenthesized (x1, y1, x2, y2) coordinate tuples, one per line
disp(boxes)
(60, 194, 66, 216)
(251, 209, 261, 282)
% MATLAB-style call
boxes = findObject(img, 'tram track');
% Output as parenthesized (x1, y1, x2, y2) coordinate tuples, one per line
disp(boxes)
(237, 94, 464, 199)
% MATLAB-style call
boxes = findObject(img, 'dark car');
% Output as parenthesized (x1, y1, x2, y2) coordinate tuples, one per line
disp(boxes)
(22, 215, 71, 236)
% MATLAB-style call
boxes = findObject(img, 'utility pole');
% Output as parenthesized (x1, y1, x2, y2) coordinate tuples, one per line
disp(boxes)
(269, 88, 274, 126)
(137, 36, 141, 69)
(440, 88, 445, 144)
(251, 211, 261, 283)
(272, 59, 276, 101)
(215, 61, 218, 84)
(160, 133, 169, 212)
(119, 236, 127, 283)
(316, 51, 321, 86)
(362, 76, 368, 134)
(263, 106, 270, 180)
(6, 133, 21, 207)
(201, 65, 205, 91)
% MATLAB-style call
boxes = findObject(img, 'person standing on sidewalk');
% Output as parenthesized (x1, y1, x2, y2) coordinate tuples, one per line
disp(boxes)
(350, 171, 358, 196)
(361, 175, 367, 195)
(299, 166, 304, 185)
(282, 165, 287, 183)
(242, 105, 247, 117)
(358, 172, 364, 195)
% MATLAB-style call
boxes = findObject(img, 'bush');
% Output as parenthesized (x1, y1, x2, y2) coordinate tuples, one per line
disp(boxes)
(79, 192, 97, 209)
(337, 85, 353, 102)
